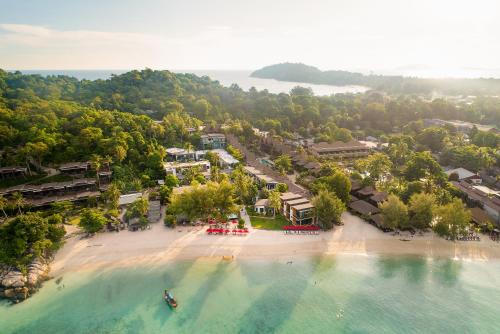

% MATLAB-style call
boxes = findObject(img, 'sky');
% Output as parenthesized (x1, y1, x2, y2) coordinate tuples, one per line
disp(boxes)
(1, 0, 500, 76)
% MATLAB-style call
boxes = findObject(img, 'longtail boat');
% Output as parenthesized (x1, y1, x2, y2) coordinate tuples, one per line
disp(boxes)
(164, 290, 178, 308)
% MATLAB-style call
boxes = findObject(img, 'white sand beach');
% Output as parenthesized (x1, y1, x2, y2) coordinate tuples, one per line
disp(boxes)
(52, 212, 500, 276)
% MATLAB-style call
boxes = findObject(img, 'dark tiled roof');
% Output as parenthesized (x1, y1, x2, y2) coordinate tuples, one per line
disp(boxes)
(370, 192, 389, 204)
(349, 200, 380, 215)
(357, 186, 377, 197)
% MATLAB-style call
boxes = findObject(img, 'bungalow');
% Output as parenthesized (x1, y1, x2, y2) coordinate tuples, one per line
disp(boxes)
(256, 174, 278, 190)
(445, 168, 481, 183)
(451, 181, 500, 224)
(309, 140, 370, 160)
(279, 192, 303, 215)
(243, 166, 263, 179)
(166, 148, 196, 162)
(118, 193, 143, 206)
(348, 200, 380, 217)
(369, 191, 389, 207)
(290, 203, 316, 225)
(356, 186, 377, 199)
(164, 160, 211, 180)
(470, 207, 495, 229)
(200, 133, 226, 149)
(211, 149, 239, 170)
(58, 161, 91, 175)
(254, 199, 269, 214)
(0, 166, 27, 179)
(284, 198, 310, 219)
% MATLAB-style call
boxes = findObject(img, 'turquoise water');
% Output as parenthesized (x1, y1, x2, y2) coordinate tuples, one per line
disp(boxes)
(1, 255, 500, 333)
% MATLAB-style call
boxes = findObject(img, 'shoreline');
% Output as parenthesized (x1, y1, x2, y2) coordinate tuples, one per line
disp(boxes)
(50, 212, 500, 277)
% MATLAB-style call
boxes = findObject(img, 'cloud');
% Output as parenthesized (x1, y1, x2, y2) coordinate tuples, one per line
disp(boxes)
(0, 23, 161, 47)
(0, 24, 172, 69)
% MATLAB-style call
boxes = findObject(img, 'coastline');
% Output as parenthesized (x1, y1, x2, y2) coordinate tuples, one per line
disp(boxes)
(51, 212, 500, 277)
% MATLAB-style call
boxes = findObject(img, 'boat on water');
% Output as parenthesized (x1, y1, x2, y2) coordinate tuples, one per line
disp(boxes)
(164, 290, 178, 308)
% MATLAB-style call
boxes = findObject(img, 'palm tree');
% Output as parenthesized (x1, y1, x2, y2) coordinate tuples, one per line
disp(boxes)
(12, 192, 26, 215)
(268, 190, 282, 218)
(0, 195, 8, 218)
(91, 154, 102, 188)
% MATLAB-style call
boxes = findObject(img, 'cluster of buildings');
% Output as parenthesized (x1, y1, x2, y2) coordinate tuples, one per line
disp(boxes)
(309, 140, 371, 160)
(0, 161, 112, 208)
(254, 191, 316, 226)
(423, 118, 497, 134)
(444, 167, 499, 226)
(243, 166, 278, 190)
(347, 181, 389, 230)
(243, 164, 316, 226)
(164, 137, 238, 182)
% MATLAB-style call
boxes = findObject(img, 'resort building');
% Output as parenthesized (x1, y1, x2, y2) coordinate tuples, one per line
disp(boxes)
(279, 192, 305, 216)
(309, 140, 370, 159)
(118, 193, 143, 206)
(166, 148, 196, 162)
(423, 118, 496, 134)
(290, 203, 316, 225)
(0, 178, 100, 208)
(210, 149, 239, 171)
(445, 168, 482, 183)
(58, 161, 91, 175)
(0, 166, 27, 179)
(243, 166, 263, 178)
(200, 133, 226, 149)
(166, 147, 238, 172)
(451, 181, 500, 224)
(255, 174, 278, 190)
(348, 200, 380, 217)
(254, 199, 269, 214)
(164, 161, 211, 180)
(285, 198, 310, 219)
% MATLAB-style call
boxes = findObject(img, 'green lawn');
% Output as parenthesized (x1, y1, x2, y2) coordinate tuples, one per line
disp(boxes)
(250, 214, 289, 230)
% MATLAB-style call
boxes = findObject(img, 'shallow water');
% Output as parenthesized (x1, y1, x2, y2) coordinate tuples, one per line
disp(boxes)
(1, 255, 500, 333)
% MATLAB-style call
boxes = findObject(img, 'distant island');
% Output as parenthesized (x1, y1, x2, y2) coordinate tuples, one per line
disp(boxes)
(251, 63, 500, 95)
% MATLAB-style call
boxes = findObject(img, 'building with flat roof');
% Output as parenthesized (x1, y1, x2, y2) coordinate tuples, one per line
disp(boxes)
(309, 140, 370, 159)
(284, 198, 310, 219)
(164, 160, 211, 180)
(290, 203, 316, 225)
(200, 133, 226, 149)
(255, 174, 278, 190)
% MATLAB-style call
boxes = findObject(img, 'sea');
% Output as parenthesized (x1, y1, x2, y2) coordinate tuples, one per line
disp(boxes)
(16, 70, 368, 96)
(1, 255, 500, 334)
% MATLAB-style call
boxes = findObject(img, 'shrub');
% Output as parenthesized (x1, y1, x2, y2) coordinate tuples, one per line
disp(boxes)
(164, 214, 176, 228)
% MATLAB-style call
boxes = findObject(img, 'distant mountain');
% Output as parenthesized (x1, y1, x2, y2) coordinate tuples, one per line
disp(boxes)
(251, 63, 500, 95)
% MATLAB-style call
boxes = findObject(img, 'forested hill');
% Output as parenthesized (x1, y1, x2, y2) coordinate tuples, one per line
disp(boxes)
(251, 63, 500, 96)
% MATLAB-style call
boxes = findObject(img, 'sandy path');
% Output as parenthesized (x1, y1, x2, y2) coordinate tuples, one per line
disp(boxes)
(51, 212, 500, 276)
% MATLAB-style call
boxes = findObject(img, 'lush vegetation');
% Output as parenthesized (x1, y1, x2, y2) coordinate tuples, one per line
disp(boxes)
(0, 213, 65, 267)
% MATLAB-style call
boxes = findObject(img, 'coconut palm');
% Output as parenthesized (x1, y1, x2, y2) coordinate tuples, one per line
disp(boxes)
(91, 154, 102, 188)
(12, 192, 27, 214)
(268, 190, 282, 218)
(0, 195, 8, 218)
